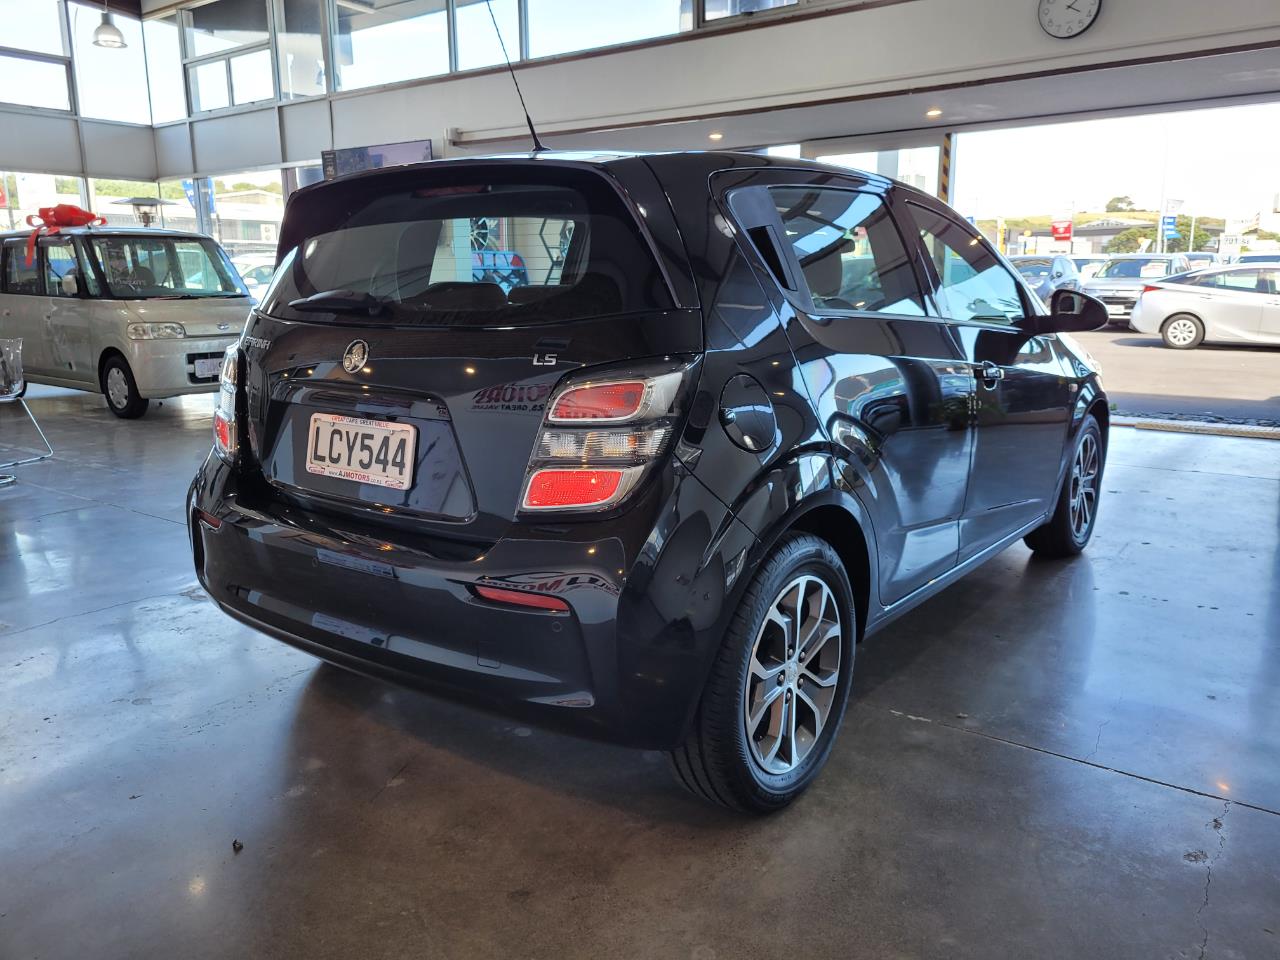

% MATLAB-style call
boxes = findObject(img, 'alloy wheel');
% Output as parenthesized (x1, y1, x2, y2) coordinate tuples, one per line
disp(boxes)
(1068, 433, 1100, 540)
(743, 574, 842, 775)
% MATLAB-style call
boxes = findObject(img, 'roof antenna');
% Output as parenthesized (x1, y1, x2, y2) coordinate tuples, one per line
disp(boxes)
(485, 0, 546, 152)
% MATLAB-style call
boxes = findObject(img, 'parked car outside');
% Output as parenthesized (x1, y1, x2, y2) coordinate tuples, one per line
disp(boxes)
(189, 153, 1109, 812)
(1071, 254, 1108, 280)
(1130, 264, 1280, 348)
(1009, 254, 1081, 304)
(0, 227, 252, 417)
(231, 254, 276, 303)
(1232, 252, 1280, 265)
(1083, 253, 1192, 326)
(1184, 252, 1219, 270)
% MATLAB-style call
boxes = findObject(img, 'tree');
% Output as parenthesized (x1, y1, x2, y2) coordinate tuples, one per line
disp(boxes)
(1104, 227, 1152, 253)
(1105, 195, 1136, 213)
(1163, 216, 1212, 253)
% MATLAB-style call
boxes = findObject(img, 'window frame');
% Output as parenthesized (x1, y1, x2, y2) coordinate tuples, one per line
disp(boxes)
(0, 0, 75, 115)
(180, 0, 279, 114)
(903, 197, 1036, 329)
(726, 174, 932, 322)
(39, 236, 85, 298)
(768, 183, 928, 319)
(3, 239, 47, 295)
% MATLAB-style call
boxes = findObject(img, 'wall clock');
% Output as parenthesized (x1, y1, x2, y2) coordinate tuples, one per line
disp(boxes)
(1038, 0, 1101, 39)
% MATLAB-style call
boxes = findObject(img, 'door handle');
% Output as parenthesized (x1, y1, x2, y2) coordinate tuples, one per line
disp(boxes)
(978, 361, 1004, 387)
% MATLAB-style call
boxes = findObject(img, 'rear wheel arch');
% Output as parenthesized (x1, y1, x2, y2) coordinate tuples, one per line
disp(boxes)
(744, 492, 875, 643)
(786, 503, 871, 643)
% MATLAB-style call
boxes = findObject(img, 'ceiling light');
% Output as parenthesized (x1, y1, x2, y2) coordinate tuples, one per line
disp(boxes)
(925, 108, 943, 119)
(92, 0, 127, 48)
(708, 132, 724, 141)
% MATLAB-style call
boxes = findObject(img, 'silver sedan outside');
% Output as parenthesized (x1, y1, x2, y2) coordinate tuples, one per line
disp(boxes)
(1129, 265, 1280, 348)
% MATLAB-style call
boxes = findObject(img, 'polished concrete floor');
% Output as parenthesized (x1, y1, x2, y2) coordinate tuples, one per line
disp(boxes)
(2, 387, 1278, 960)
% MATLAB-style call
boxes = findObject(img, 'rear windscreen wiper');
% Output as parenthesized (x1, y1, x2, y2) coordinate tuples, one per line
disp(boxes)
(288, 289, 389, 316)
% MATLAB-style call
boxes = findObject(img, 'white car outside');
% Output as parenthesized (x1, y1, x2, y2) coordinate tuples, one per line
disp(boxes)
(1130, 265, 1280, 349)
(231, 254, 276, 304)
(0, 227, 252, 417)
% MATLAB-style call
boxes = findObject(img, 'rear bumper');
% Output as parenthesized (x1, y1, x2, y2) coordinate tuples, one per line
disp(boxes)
(188, 455, 756, 749)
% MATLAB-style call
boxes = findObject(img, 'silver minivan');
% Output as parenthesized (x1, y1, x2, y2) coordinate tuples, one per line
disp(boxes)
(0, 227, 253, 418)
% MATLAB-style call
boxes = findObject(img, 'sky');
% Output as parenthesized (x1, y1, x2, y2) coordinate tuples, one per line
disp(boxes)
(951, 102, 1280, 220)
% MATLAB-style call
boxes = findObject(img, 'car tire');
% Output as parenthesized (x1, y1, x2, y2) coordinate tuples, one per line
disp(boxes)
(1160, 313, 1205, 349)
(670, 532, 856, 814)
(101, 355, 150, 419)
(1024, 414, 1104, 558)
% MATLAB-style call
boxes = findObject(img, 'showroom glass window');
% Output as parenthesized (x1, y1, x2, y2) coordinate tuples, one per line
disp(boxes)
(277, 0, 325, 98)
(144, 15, 186, 123)
(332, 0, 448, 92)
(1, 172, 83, 231)
(88, 179, 165, 227)
(183, 0, 275, 111)
(0, 0, 72, 111)
(705, 0, 797, 21)
(454, 0, 518, 71)
(527, 0, 692, 58)
(768, 187, 925, 316)
(69, 1, 150, 124)
(908, 202, 1025, 325)
(210, 172, 285, 258)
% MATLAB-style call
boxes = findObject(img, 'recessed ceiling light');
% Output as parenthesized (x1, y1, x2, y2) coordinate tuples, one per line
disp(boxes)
(708, 132, 724, 141)
(925, 108, 943, 119)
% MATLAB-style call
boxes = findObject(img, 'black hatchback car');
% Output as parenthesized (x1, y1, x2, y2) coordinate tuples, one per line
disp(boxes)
(189, 152, 1109, 812)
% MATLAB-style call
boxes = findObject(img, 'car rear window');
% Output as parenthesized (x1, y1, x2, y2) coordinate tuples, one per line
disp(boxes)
(261, 165, 674, 326)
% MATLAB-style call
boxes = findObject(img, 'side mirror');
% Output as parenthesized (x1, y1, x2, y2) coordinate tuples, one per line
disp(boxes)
(60, 274, 80, 296)
(1052, 270, 1063, 279)
(1044, 289, 1108, 333)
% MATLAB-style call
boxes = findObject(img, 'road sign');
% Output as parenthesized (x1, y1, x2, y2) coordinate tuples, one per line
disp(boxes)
(1051, 219, 1073, 242)
(1164, 230, 1181, 240)
(1160, 215, 1178, 230)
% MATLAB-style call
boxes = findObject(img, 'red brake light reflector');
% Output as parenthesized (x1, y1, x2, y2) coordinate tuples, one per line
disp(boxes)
(213, 410, 233, 451)
(1141, 284, 1161, 294)
(195, 508, 222, 530)
(474, 585, 569, 612)
(523, 468, 624, 509)
(550, 381, 646, 422)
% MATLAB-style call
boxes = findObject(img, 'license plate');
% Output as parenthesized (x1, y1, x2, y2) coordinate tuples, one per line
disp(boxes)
(194, 358, 221, 379)
(1106, 303, 1127, 314)
(306, 413, 417, 490)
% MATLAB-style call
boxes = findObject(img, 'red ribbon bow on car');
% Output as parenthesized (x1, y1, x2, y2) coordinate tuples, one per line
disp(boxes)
(25, 205, 107, 266)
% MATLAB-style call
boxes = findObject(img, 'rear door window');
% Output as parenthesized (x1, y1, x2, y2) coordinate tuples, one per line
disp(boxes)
(264, 167, 674, 325)
(766, 186, 924, 316)
(3, 241, 42, 295)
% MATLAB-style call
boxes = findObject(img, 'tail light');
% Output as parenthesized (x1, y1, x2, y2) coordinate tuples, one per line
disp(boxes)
(213, 344, 240, 463)
(1140, 285, 1161, 294)
(520, 361, 693, 514)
